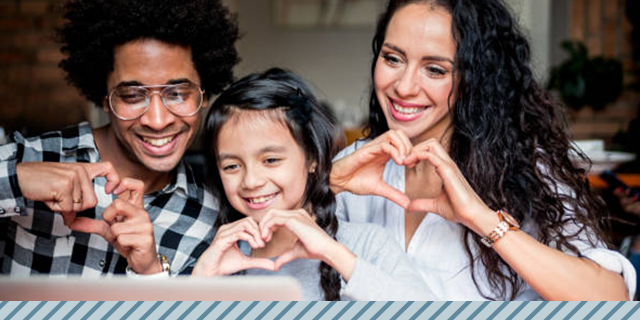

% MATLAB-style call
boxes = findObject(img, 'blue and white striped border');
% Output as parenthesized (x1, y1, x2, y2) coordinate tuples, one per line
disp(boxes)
(0, 301, 638, 320)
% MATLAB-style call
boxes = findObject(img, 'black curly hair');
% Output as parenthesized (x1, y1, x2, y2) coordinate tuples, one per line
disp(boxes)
(366, 0, 610, 300)
(56, 0, 240, 106)
(204, 68, 343, 301)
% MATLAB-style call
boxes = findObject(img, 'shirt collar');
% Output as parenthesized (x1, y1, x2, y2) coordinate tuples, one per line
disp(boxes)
(61, 122, 99, 155)
(159, 160, 200, 198)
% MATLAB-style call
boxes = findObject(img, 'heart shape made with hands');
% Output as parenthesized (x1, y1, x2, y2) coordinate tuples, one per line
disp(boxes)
(207, 209, 326, 275)
(347, 139, 464, 221)
(240, 220, 307, 272)
(383, 140, 487, 224)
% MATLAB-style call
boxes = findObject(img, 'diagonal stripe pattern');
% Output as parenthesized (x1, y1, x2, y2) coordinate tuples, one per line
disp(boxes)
(0, 301, 636, 320)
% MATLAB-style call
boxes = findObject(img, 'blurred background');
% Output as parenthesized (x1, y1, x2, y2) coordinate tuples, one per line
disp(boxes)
(0, 0, 637, 144)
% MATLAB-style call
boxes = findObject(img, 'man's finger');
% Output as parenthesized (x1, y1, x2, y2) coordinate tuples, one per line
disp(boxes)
(85, 162, 120, 194)
(68, 217, 111, 238)
(60, 211, 76, 227)
(113, 178, 145, 208)
(72, 173, 84, 212)
(76, 164, 99, 210)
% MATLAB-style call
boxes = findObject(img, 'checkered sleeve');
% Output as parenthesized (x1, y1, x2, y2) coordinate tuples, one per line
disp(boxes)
(0, 136, 27, 218)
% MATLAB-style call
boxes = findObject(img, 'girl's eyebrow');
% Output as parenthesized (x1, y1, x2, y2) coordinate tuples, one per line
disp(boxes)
(382, 43, 454, 65)
(217, 145, 287, 161)
(217, 153, 238, 162)
(259, 145, 287, 154)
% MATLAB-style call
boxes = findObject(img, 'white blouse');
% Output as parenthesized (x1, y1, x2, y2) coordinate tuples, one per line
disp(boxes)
(334, 140, 637, 300)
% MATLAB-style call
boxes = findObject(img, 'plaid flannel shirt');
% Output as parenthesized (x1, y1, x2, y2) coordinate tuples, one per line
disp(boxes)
(0, 122, 218, 276)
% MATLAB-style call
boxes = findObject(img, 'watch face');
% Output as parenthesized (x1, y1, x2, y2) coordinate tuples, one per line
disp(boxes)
(500, 211, 520, 229)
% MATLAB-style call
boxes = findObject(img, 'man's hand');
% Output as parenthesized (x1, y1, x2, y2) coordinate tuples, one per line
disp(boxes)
(70, 178, 162, 275)
(16, 161, 120, 212)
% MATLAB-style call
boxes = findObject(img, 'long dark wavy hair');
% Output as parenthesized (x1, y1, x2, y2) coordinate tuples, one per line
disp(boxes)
(366, 0, 610, 300)
(203, 68, 342, 300)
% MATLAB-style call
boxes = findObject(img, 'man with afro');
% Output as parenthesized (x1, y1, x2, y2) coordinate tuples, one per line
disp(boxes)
(0, 0, 239, 276)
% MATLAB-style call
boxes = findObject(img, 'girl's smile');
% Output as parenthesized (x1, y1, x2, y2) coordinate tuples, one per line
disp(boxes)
(216, 110, 310, 221)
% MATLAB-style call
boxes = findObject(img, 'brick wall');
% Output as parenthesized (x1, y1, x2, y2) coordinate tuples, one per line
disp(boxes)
(567, 0, 639, 142)
(0, 0, 87, 137)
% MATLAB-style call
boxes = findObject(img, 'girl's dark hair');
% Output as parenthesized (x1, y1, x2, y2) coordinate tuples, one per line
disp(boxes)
(57, 0, 239, 106)
(366, 0, 610, 300)
(204, 68, 342, 300)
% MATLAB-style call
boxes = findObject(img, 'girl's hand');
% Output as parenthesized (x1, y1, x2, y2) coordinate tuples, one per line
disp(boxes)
(192, 217, 274, 276)
(330, 130, 412, 208)
(259, 209, 355, 279)
(404, 139, 496, 235)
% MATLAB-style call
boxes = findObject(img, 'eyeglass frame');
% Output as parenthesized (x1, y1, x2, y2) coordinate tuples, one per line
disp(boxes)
(106, 82, 206, 121)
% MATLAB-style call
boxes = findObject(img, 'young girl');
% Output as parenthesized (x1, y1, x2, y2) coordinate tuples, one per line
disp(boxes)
(192, 68, 433, 301)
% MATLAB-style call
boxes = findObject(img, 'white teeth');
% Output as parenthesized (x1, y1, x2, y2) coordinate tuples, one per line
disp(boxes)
(247, 194, 275, 204)
(392, 101, 423, 114)
(142, 136, 174, 147)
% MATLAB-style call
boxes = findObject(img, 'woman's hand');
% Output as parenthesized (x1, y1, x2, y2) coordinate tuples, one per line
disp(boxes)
(192, 217, 273, 277)
(330, 130, 412, 208)
(404, 138, 496, 234)
(259, 209, 356, 280)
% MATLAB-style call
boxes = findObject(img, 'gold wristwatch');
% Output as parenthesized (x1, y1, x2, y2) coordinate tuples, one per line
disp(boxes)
(481, 210, 519, 247)
(158, 254, 171, 274)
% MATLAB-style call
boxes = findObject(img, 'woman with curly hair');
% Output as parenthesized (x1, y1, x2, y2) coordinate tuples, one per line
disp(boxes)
(330, 0, 636, 300)
(192, 68, 432, 300)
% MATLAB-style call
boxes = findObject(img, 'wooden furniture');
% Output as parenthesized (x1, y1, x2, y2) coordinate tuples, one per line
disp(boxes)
(589, 174, 640, 189)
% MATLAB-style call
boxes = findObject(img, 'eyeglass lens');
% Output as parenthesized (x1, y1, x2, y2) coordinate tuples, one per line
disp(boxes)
(109, 83, 202, 119)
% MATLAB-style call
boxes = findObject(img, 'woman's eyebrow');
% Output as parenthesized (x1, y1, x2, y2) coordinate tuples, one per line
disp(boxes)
(382, 43, 454, 64)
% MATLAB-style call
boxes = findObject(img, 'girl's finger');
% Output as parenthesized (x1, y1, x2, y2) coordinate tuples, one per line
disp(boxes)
(240, 218, 266, 247)
(240, 257, 275, 271)
(274, 244, 305, 271)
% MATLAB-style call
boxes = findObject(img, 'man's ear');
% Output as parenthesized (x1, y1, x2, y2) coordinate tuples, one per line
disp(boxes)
(201, 93, 209, 110)
(102, 96, 109, 113)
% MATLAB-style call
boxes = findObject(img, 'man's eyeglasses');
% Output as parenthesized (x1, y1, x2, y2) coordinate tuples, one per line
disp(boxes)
(107, 82, 205, 120)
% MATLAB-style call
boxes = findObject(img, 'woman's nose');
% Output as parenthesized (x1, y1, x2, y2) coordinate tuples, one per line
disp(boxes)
(395, 68, 420, 97)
